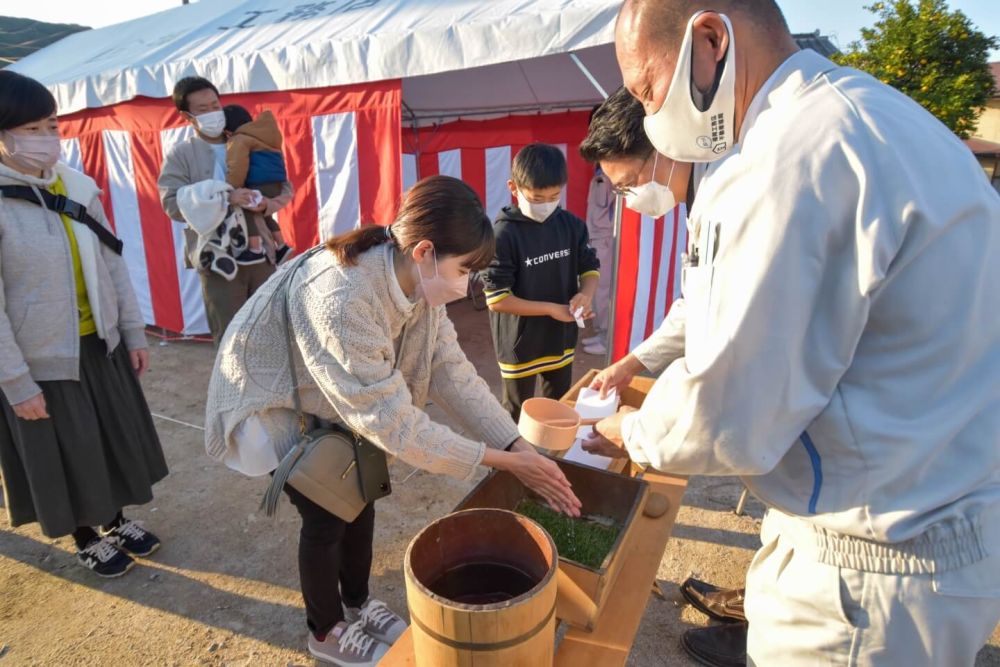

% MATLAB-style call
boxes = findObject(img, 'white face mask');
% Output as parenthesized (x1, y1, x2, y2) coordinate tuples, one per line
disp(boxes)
(193, 110, 226, 138)
(0, 132, 61, 172)
(517, 192, 559, 223)
(415, 247, 467, 308)
(625, 153, 677, 218)
(643, 12, 737, 162)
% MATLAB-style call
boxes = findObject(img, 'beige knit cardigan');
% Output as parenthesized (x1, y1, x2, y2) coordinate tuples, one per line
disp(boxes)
(205, 243, 519, 480)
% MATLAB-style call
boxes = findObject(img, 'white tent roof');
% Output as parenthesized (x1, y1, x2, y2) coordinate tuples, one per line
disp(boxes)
(10, 0, 624, 118)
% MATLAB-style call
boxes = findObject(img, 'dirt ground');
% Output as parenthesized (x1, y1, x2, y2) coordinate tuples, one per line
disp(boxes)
(1, 297, 998, 666)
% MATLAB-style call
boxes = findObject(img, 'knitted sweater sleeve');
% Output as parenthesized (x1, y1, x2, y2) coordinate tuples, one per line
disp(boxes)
(293, 280, 487, 480)
(427, 307, 520, 449)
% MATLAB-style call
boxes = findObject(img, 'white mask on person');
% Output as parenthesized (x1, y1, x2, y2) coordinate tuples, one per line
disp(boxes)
(517, 192, 559, 223)
(0, 132, 61, 172)
(624, 154, 677, 218)
(415, 247, 467, 307)
(193, 110, 226, 138)
(643, 12, 737, 162)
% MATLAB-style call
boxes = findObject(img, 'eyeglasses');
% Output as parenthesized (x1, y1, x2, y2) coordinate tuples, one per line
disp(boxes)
(610, 150, 656, 198)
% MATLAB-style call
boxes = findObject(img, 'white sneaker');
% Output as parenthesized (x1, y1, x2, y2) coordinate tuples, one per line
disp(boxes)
(583, 341, 608, 355)
(345, 599, 408, 645)
(308, 620, 388, 666)
(581, 335, 604, 346)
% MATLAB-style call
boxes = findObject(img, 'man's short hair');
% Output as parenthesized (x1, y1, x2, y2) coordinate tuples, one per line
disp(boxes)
(172, 76, 220, 113)
(223, 104, 253, 134)
(624, 0, 790, 44)
(511, 143, 568, 190)
(579, 87, 654, 163)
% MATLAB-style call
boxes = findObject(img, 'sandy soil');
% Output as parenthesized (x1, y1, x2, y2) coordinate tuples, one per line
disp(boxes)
(1, 297, 997, 666)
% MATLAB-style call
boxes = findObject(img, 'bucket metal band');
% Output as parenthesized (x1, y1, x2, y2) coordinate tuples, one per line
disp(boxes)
(411, 602, 556, 652)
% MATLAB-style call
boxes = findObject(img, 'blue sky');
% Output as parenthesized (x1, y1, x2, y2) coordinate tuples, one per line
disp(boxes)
(780, 0, 1000, 58)
(1, 0, 998, 59)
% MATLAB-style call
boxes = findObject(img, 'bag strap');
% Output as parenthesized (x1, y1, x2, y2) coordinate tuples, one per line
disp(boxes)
(281, 243, 407, 434)
(0, 185, 123, 255)
(281, 245, 326, 434)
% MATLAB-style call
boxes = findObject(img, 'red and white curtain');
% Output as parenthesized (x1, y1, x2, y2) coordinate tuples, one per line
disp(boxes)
(401, 112, 593, 220)
(611, 205, 687, 362)
(57, 81, 402, 335)
(56, 93, 685, 350)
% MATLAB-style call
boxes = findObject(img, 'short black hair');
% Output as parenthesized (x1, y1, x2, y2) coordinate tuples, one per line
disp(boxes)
(223, 104, 253, 134)
(0, 71, 57, 131)
(511, 143, 567, 189)
(579, 86, 653, 163)
(172, 76, 220, 113)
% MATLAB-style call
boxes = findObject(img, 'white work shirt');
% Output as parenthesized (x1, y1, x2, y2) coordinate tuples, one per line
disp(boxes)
(622, 49, 1000, 548)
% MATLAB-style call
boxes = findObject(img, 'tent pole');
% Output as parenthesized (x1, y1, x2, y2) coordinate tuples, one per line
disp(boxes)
(569, 52, 609, 100)
(604, 194, 624, 368)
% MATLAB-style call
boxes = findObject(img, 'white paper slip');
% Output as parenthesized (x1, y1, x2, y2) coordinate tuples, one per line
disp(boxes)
(572, 306, 585, 328)
(564, 439, 613, 470)
(562, 387, 620, 470)
(574, 386, 619, 419)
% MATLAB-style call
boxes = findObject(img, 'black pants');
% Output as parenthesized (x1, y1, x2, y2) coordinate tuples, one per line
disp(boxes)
(501, 363, 574, 423)
(284, 484, 375, 636)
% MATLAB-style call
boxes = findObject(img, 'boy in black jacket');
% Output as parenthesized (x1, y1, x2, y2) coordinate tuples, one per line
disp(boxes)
(483, 144, 601, 421)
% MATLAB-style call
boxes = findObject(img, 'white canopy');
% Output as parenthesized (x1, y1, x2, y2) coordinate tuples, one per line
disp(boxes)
(10, 0, 625, 118)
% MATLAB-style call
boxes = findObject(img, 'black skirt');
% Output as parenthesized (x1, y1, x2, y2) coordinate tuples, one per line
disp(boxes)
(0, 334, 168, 538)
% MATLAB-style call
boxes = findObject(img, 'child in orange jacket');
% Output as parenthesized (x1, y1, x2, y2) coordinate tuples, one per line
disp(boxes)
(222, 105, 292, 265)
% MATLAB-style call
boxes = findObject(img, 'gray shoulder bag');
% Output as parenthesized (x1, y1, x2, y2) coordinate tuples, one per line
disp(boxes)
(261, 248, 392, 521)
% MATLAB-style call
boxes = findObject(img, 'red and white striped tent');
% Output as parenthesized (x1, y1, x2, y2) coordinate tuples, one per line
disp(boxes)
(10, 0, 684, 360)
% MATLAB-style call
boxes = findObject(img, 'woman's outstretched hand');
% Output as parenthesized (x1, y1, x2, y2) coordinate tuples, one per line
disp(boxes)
(508, 448, 582, 517)
(484, 443, 582, 517)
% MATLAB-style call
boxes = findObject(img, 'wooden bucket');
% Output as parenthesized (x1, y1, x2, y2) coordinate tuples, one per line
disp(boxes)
(403, 508, 558, 666)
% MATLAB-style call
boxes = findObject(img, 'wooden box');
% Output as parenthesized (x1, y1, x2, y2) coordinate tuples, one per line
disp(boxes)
(454, 370, 657, 631)
(455, 458, 649, 631)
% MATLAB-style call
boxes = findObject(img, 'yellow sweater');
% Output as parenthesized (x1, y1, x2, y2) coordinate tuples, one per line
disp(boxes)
(49, 176, 96, 336)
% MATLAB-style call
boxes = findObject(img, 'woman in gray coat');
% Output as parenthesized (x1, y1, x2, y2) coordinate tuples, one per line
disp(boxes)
(0, 71, 167, 577)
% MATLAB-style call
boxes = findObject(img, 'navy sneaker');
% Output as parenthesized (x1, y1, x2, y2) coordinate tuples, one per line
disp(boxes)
(102, 519, 161, 557)
(235, 248, 267, 265)
(274, 244, 293, 265)
(77, 537, 134, 578)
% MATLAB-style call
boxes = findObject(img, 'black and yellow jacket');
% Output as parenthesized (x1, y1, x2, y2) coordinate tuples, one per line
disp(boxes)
(483, 205, 600, 380)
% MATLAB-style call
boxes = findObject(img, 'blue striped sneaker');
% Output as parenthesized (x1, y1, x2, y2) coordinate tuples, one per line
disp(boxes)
(101, 519, 160, 557)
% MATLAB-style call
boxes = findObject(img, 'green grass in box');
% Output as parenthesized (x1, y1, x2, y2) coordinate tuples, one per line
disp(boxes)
(515, 499, 621, 569)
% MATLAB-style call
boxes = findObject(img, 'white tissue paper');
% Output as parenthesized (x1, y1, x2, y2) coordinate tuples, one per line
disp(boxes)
(563, 387, 620, 470)
(572, 306, 586, 328)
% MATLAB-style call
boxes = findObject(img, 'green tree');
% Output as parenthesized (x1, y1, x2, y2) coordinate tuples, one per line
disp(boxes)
(833, 0, 998, 138)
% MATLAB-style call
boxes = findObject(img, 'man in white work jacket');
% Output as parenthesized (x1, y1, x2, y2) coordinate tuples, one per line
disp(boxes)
(585, 1, 1000, 664)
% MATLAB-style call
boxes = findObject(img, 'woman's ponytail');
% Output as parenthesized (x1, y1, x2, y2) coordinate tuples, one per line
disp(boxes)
(325, 224, 392, 267)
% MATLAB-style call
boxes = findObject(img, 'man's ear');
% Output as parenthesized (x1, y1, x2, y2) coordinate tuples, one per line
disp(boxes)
(507, 179, 518, 197)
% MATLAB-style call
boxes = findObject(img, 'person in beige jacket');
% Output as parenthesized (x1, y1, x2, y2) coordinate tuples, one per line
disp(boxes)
(206, 175, 581, 667)
(157, 76, 293, 344)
